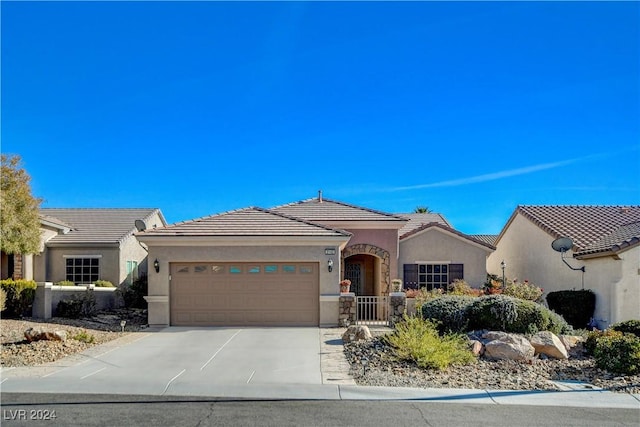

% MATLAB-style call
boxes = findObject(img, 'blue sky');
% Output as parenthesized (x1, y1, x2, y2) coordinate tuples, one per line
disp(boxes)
(2, 1, 638, 234)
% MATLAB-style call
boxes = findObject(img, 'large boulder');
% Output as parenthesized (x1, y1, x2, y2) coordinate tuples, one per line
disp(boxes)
(559, 335, 584, 350)
(484, 332, 535, 361)
(24, 328, 67, 342)
(530, 331, 568, 359)
(469, 339, 484, 357)
(342, 325, 372, 343)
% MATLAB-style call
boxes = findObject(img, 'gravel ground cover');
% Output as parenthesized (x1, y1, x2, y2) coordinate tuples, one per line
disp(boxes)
(1, 309, 147, 367)
(344, 334, 640, 395)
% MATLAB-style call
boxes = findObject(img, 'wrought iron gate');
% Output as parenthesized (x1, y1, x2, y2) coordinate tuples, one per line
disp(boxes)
(356, 296, 389, 326)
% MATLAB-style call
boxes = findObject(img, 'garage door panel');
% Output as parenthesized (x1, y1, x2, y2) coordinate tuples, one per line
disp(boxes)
(170, 262, 319, 326)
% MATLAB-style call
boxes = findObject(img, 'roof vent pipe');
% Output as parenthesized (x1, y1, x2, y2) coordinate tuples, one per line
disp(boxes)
(318, 190, 323, 203)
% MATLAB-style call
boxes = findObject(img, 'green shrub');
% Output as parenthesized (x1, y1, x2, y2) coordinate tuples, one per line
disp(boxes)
(421, 295, 475, 333)
(56, 290, 97, 319)
(0, 287, 6, 312)
(0, 279, 37, 318)
(383, 316, 476, 370)
(72, 330, 95, 343)
(546, 290, 596, 329)
(56, 299, 83, 319)
(585, 329, 623, 355)
(467, 295, 572, 335)
(122, 274, 147, 309)
(610, 320, 640, 338)
(594, 333, 640, 375)
(93, 280, 114, 288)
(55, 280, 75, 287)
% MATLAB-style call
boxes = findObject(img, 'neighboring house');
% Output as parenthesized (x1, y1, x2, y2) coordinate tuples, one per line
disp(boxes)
(33, 208, 167, 287)
(1, 215, 73, 281)
(487, 205, 640, 328)
(138, 192, 494, 327)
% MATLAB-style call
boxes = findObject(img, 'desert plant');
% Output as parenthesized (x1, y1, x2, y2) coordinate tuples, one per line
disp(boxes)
(502, 279, 543, 301)
(93, 280, 114, 288)
(585, 329, 623, 355)
(0, 279, 37, 317)
(56, 289, 97, 319)
(0, 287, 6, 312)
(406, 287, 445, 312)
(447, 279, 483, 297)
(421, 295, 475, 333)
(72, 330, 95, 343)
(546, 290, 596, 329)
(56, 299, 84, 318)
(55, 280, 75, 287)
(122, 274, 148, 309)
(610, 319, 640, 338)
(383, 316, 476, 370)
(484, 278, 503, 295)
(594, 333, 640, 375)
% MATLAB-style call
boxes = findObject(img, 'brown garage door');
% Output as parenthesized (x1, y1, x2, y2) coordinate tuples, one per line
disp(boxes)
(170, 262, 319, 326)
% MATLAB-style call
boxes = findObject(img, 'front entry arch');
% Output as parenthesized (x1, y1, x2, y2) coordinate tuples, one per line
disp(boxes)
(341, 244, 390, 295)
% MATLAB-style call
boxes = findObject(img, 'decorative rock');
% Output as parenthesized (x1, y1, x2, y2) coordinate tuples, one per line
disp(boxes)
(342, 325, 372, 343)
(24, 328, 68, 342)
(470, 339, 484, 357)
(530, 331, 568, 360)
(559, 335, 584, 351)
(484, 333, 535, 361)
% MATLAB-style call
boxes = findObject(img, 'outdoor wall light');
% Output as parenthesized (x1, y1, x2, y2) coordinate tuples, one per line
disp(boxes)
(154, 258, 160, 273)
(328, 259, 334, 272)
(500, 260, 506, 288)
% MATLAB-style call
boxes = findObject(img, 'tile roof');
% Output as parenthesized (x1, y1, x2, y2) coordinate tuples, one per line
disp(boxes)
(139, 207, 352, 237)
(272, 197, 407, 223)
(39, 214, 74, 231)
(511, 205, 640, 254)
(399, 222, 496, 250)
(397, 213, 451, 236)
(470, 234, 499, 246)
(41, 208, 165, 245)
(576, 221, 640, 257)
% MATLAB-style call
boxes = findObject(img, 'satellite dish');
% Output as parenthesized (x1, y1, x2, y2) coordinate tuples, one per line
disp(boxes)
(134, 219, 147, 232)
(551, 237, 573, 253)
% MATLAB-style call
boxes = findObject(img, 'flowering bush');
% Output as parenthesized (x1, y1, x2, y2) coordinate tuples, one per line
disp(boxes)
(502, 279, 543, 301)
(484, 279, 503, 295)
(447, 279, 483, 297)
(405, 287, 444, 312)
(340, 279, 351, 287)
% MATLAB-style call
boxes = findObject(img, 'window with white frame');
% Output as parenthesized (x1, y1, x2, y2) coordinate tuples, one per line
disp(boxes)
(65, 256, 100, 284)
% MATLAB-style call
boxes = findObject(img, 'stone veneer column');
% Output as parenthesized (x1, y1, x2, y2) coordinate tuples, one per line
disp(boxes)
(338, 292, 356, 327)
(388, 292, 406, 326)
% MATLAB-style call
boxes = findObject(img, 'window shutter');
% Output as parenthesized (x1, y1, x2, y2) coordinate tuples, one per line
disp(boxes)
(403, 264, 419, 289)
(449, 264, 464, 283)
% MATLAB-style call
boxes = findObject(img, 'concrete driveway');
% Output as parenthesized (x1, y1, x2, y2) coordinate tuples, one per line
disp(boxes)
(1, 327, 330, 397)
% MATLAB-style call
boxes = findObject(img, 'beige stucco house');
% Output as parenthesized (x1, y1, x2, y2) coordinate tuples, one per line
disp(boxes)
(399, 221, 496, 289)
(138, 193, 495, 327)
(488, 206, 640, 328)
(28, 208, 166, 287)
